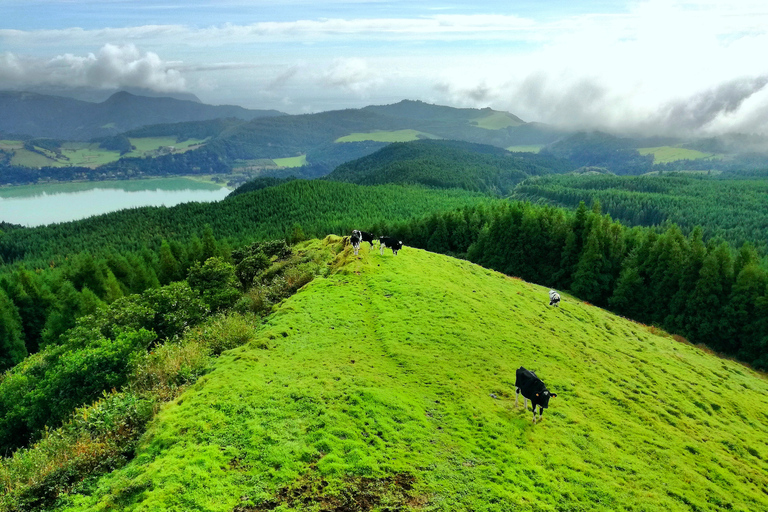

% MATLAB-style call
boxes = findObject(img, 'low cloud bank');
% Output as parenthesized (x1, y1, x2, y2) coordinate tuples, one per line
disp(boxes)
(0, 44, 186, 93)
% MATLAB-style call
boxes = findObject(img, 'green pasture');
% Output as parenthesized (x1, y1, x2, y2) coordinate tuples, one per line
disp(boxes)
(638, 146, 721, 164)
(124, 137, 206, 157)
(54, 237, 768, 512)
(472, 111, 524, 130)
(272, 155, 307, 167)
(506, 145, 543, 153)
(335, 129, 437, 143)
(2, 138, 207, 169)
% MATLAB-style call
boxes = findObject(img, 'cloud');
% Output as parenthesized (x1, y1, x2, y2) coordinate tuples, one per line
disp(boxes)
(656, 77, 768, 133)
(320, 58, 382, 95)
(0, 44, 186, 92)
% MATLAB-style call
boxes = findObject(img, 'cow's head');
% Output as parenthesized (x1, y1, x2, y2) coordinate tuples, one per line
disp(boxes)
(536, 390, 557, 408)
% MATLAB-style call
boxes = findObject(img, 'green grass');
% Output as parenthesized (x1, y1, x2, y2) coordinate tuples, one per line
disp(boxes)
(3, 138, 206, 169)
(9, 149, 60, 168)
(506, 145, 543, 153)
(272, 155, 307, 167)
(638, 146, 720, 164)
(472, 112, 524, 130)
(124, 137, 206, 158)
(335, 129, 438, 143)
(51, 238, 768, 511)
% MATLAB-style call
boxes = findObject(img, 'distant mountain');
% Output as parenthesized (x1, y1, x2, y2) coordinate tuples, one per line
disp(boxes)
(0, 91, 285, 140)
(1, 98, 576, 183)
(200, 101, 568, 168)
(324, 139, 576, 194)
(18, 85, 203, 104)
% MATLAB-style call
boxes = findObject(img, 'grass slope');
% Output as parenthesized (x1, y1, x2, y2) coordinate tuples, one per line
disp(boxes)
(272, 155, 307, 168)
(335, 130, 438, 143)
(638, 146, 720, 164)
(472, 111, 524, 130)
(53, 239, 768, 511)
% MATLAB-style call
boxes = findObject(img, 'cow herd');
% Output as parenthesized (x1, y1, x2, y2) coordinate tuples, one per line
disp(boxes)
(348, 229, 403, 256)
(347, 228, 560, 424)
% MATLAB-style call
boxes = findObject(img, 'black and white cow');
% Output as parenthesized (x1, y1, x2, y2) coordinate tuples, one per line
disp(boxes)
(350, 230, 362, 256)
(515, 366, 557, 423)
(358, 231, 376, 249)
(549, 290, 561, 307)
(378, 236, 403, 255)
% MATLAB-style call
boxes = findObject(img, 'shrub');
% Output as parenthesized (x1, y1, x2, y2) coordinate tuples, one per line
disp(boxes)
(187, 258, 240, 312)
(140, 282, 209, 340)
(0, 391, 156, 512)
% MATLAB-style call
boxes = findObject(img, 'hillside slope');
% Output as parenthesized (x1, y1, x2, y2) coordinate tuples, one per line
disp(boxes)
(324, 139, 575, 194)
(53, 239, 768, 511)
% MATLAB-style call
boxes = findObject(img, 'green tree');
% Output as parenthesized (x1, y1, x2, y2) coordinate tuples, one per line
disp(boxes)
(187, 258, 240, 312)
(0, 288, 26, 372)
(158, 239, 181, 285)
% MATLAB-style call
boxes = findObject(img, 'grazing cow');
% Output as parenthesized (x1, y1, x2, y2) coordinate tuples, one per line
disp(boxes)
(358, 231, 376, 249)
(549, 290, 561, 307)
(515, 367, 557, 423)
(378, 236, 403, 256)
(350, 230, 362, 256)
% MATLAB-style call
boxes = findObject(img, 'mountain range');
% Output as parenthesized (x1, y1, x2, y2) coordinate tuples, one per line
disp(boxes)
(0, 90, 284, 140)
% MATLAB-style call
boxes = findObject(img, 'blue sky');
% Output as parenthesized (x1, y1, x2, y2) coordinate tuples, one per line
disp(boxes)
(2, 0, 768, 135)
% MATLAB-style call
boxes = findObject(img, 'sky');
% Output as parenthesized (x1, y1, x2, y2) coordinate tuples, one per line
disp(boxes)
(2, 0, 768, 136)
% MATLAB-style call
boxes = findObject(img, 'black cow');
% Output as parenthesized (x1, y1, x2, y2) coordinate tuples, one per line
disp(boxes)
(378, 236, 403, 255)
(350, 230, 362, 256)
(549, 290, 561, 307)
(358, 231, 376, 249)
(515, 366, 557, 423)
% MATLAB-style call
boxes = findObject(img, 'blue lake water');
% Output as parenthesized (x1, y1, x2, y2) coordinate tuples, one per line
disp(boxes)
(0, 178, 231, 227)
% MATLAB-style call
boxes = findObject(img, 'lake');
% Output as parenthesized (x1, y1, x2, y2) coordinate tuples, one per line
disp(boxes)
(0, 178, 231, 227)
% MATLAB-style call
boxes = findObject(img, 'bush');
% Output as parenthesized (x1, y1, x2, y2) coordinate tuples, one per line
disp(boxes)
(187, 258, 240, 312)
(140, 282, 209, 340)
(0, 391, 156, 512)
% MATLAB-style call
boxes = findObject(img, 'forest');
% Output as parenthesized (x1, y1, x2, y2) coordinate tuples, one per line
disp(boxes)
(512, 173, 768, 253)
(2, 171, 768, 508)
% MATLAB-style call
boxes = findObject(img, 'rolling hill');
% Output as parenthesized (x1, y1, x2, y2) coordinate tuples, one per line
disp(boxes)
(47, 238, 768, 511)
(0, 91, 284, 140)
(324, 139, 575, 194)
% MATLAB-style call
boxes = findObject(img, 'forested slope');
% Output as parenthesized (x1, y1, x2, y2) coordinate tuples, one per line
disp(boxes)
(325, 139, 575, 194)
(0, 180, 488, 265)
(512, 174, 768, 252)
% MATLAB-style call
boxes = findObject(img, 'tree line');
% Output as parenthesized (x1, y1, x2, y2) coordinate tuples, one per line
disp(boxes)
(512, 174, 768, 253)
(372, 200, 768, 371)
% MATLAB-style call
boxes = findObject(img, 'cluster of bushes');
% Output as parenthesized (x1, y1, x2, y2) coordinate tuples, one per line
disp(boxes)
(0, 238, 331, 511)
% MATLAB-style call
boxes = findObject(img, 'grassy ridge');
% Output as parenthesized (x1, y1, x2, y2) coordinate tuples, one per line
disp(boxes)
(52, 239, 768, 511)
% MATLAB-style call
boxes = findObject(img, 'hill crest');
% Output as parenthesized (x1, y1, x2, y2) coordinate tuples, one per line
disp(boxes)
(51, 237, 768, 511)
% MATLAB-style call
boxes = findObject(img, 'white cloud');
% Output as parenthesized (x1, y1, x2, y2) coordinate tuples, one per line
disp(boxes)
(320, 58, 382, 95)
(0, 44, 186, 92)
(3, 1, 768, 134)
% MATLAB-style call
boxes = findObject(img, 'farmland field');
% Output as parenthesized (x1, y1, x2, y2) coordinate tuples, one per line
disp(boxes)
(638, 146, 720, 164)
(272, 154, 307, 167)
(335, 129, 437, 143)
(1, 138, 207, 168)
(124, 137, 207, 157)
(472, 111, 524, 129)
